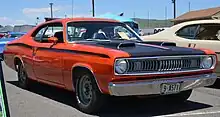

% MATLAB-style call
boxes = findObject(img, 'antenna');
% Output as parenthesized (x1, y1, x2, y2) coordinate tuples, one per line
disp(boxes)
(72, 0, 74, 18)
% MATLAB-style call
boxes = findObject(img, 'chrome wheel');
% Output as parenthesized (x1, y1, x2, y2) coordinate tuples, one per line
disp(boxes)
(78, 75, 93, 106)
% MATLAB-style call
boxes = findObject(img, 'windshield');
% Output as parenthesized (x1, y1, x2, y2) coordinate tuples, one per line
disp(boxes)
(66, 21, 142, 42)
(124, 22, 139, 29)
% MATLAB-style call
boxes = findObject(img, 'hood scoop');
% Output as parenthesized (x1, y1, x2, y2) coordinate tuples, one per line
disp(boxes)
(97, 41, 136, 49)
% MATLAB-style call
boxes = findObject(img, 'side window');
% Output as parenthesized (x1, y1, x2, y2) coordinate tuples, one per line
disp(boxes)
(34, 27, 47, 42)
(33, 23, 63, 43)
(42, 26, 63, 43)
(176, 25, 198, 39)
(195, 24, 220, 41)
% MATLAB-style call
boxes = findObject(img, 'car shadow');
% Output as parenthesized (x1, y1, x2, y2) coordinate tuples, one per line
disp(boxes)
(208, 78, 220, 89)
(7, 80, 212, 117)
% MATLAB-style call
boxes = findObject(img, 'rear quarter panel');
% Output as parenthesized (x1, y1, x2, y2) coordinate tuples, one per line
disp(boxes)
(4, 39, 36, 80)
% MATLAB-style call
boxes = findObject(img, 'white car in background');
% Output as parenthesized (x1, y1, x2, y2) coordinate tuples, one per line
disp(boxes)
(141, 20, 220, 76)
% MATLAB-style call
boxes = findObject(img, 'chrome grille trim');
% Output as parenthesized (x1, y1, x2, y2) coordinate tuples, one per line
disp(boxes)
(114, 55, 216, 76)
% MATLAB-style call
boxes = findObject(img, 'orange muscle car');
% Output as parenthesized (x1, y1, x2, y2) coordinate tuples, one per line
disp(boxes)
(3, 17, 219, 114)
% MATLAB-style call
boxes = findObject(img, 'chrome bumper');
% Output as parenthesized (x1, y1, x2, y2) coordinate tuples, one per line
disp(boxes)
(108, 73, 217, 96)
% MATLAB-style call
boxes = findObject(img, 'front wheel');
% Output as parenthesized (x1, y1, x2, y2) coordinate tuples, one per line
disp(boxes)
(75, 71, 107, 114)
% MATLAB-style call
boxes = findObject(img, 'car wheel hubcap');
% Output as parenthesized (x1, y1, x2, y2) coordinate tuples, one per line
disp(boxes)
(78, 75, 93, 106)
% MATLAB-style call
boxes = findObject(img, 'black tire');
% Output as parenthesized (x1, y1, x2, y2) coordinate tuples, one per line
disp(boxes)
(75, 71, 107, 114)
(17, 62, 29, 89)
(164, 89, 192, 103)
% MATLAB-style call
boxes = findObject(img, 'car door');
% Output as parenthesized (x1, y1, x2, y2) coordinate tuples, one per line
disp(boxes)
(175, 23, 220, 75)
(32, 22, 64, 84)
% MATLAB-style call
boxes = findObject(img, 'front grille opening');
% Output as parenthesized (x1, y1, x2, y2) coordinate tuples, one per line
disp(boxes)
(127, 57, 201, 74)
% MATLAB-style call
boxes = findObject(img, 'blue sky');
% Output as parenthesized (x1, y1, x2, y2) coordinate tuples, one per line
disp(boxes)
(0, 0, 220, 25)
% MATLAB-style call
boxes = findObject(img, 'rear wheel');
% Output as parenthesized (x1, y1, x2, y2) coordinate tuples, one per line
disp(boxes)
(75, 71, 107, 114)
(17, 62, 29, 89)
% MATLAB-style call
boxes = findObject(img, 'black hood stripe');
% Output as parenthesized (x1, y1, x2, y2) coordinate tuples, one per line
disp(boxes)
(76, 41, 206, 57)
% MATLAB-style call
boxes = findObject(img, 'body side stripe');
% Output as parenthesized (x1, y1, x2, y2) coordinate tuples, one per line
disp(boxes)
(7, 43, 110, 58)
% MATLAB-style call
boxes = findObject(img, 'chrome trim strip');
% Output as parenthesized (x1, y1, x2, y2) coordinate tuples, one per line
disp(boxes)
(108, 73, 217, 96)
(114, 55, 216, 76)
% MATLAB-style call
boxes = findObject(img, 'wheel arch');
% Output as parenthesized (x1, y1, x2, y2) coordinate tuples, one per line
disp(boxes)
(13, 55, 24, 72)
(71, 64, 103, 93)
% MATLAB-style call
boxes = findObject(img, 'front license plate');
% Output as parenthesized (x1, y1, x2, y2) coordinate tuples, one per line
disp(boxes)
(160, 83, 181, 95)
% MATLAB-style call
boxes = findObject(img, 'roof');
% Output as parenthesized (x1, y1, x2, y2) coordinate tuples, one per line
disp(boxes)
(44, 17, 120, 23)
(172, 7, 220, 22)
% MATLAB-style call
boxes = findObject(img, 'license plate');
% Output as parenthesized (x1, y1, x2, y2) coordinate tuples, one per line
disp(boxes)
(160, 83, 181, 95)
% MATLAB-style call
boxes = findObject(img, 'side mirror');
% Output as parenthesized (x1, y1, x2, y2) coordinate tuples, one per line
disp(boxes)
(48, 37, 58, 44)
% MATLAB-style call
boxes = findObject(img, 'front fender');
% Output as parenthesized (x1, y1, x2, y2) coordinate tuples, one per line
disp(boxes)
(71, 63, 104, 93)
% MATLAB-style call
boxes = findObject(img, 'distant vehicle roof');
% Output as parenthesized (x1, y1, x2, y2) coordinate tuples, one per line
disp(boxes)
(96, 13, 135, 22)
(7, 31, 26, 34)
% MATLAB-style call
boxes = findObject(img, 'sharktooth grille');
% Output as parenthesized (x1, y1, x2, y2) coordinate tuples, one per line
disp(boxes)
(127, 57, 201, 73)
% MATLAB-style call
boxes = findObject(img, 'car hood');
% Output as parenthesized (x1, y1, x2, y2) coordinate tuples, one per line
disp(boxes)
(76, 40, 206, 57)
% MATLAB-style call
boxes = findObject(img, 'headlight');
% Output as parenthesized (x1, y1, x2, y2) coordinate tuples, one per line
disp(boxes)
(115, 59, 128, 74)
(201, 56, 215, 69)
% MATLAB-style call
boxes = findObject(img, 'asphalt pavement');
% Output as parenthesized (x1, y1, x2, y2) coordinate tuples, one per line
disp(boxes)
(2, 61, 220, 117)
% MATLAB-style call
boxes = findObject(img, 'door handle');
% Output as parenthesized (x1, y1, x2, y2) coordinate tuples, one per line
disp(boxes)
(32, 47, 37, 56)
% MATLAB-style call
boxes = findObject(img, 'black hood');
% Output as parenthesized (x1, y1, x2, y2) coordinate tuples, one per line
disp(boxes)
(76, 40, 205, 57)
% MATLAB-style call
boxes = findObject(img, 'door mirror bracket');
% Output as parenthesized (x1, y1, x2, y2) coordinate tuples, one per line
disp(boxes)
(48, 37, 58, 48)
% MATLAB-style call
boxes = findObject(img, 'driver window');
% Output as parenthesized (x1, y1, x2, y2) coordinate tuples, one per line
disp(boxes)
(42, 26, 63, 43)
(34, 27, 47, 42)
(33, 23, 63, 43)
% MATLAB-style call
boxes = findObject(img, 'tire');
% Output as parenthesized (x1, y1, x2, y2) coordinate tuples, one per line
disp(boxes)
(164, 89, 192, 103)
(75, 71, 107, 114)
(17, 62, 29, 89)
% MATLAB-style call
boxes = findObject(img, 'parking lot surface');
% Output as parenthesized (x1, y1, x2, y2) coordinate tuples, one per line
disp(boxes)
(2, 62, 220, 117)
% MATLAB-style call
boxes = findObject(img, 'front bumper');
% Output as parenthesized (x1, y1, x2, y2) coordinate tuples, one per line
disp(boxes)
(108, 73, 217, 96)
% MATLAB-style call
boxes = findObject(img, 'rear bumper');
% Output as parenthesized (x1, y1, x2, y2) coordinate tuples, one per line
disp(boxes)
(108, 73, 217, 96)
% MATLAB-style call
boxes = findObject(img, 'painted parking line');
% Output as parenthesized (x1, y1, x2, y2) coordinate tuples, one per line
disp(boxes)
(154, 110, 220, 117)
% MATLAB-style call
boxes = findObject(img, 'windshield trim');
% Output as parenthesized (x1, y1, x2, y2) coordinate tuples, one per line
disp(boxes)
(65, 21, 143, 43)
